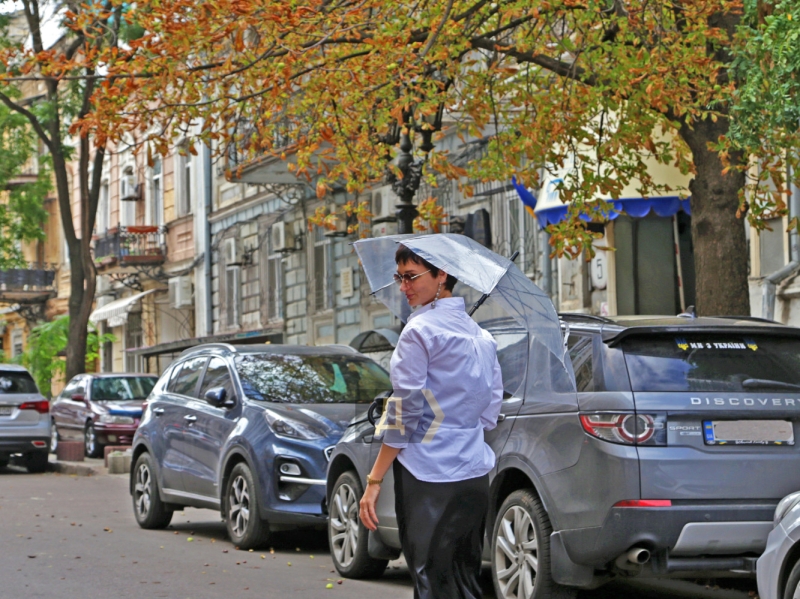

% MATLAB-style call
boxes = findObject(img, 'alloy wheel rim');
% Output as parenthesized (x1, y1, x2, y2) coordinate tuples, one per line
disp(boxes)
(85, 425, 95, 454)
(329, 482, 359, 568)
(495, 505, 538, 599)
(228, 475, 250, 538)
(134, 463, 152, 518)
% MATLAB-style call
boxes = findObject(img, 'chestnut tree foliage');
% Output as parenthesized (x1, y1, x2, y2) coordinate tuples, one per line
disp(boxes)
(90, 0, 776, 314)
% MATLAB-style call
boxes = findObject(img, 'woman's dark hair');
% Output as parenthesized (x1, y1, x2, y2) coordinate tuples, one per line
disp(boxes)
(395, 245, 457, 291)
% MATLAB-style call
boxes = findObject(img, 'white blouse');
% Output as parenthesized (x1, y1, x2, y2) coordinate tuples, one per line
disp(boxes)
(380, 296, 503, 482)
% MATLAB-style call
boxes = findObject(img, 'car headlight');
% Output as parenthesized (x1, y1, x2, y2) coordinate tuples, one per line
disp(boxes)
(774, 491, 800, 525)
(99, 414, 135, 425)
(264, 409, 324, 440)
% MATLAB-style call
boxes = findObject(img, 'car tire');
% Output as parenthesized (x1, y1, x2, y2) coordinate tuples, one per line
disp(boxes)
(492, 489, 577, 599)
(50, 420, 58, 454)
(224, 462, 270, 550)
(784, 558, 800, 599)
(84, 422, 102, 458)
(328, 471, 388, 579)
(0, 458, 8, 469)
(24, 452, 49, 474)
(132, 453, 174, 529)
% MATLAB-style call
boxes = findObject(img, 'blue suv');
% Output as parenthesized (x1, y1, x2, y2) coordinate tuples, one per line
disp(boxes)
(130, 343, 391, 549)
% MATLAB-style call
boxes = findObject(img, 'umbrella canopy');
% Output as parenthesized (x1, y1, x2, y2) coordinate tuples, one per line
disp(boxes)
(353, 234, 576, 400)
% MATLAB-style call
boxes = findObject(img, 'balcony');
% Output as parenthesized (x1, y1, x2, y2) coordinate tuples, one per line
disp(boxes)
(0, 263, 56, 302)
(94, 226, 167, 269)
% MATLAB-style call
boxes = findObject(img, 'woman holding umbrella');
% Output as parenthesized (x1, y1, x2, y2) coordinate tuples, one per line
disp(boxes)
(359, 243, 504, 599)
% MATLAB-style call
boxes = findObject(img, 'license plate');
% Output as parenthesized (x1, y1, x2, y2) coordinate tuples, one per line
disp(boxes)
(703, 420, 794, 446)
(0, 406, 13, 416)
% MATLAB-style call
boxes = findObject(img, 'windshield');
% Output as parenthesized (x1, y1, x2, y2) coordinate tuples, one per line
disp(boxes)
(622, 334, 800, 392)
(235, 353, 392, 404)
(91, 377, 156, 401)
(0, 371, 38, 394)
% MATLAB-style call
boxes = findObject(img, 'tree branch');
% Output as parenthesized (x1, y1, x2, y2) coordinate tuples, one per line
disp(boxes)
(0, 90, 53, 151)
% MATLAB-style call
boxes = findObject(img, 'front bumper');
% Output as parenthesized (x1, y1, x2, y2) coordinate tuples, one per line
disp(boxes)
(558, 502, 777, 569)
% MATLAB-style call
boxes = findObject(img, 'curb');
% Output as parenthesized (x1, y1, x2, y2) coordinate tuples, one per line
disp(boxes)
(47, 460, 101, 477)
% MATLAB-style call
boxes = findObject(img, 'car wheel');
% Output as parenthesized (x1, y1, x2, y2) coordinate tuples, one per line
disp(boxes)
(328, 471, 388, 579)
(0, 458, 8, 469)
(84, 422, 102, 458)
(24, 452, 49, 474)
(225, 462, 270, 550)
(132, 453, 173, 529)
(783, 558, 800, 599)
(50, 421, 58, 454)
(492, 489, 577, 599)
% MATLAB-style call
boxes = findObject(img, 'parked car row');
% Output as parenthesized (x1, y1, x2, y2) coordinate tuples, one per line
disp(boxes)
(6, 312, 800, 599)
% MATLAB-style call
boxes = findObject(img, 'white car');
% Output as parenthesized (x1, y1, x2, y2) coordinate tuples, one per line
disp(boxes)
(758, 491, 800, 599)
(0, 365, 51, 473)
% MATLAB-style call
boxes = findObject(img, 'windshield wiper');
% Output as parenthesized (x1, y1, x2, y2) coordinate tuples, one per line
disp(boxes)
(742, 378, 800, 391)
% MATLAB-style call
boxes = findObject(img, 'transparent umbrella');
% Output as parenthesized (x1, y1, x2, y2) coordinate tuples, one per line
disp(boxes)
(353, 234, 576, 399)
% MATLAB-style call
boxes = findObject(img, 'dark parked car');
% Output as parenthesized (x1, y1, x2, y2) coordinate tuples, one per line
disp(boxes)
(327, 315, 800, 598)
(0, 364, 50, 473)
(130, 343, 391, 550)
(52, 373, 157, 458)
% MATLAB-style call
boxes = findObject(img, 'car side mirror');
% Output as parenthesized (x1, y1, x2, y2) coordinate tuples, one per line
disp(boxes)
(367, 390, 392, 426)
(205, 387, 234, 408)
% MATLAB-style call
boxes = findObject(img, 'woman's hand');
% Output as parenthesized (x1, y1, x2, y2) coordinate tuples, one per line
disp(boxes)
(359, 483, 381, 531)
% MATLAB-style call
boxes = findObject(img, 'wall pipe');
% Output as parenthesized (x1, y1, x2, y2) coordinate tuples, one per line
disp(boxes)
(203, 142, 214, 336)
(762, 164, 800, 321)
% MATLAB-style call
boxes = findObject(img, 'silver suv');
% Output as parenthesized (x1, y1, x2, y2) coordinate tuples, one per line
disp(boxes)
(0, 364, 51, 473)
(326, 315, 800, 598)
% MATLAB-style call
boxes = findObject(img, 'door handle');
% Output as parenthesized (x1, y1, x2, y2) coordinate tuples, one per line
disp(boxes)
(183, 415, 197, 423)
(152, 407, 165, 416)
(497, 414, 506, 422)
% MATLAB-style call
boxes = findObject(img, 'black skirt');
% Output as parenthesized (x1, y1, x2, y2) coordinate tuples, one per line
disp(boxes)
(393, 460, 489, 599)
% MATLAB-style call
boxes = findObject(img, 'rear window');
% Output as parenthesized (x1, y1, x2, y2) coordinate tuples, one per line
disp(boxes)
(235, 353, 392, 404)
(91, 377, 156, 401)
(622, 334, 800, 392)
(0, 371, 38, 394)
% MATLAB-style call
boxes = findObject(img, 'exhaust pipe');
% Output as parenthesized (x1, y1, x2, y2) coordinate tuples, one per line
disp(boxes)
(627, 547, 651, 565)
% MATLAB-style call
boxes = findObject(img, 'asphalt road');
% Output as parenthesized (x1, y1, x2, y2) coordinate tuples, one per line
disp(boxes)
(0, 464, 758, 599)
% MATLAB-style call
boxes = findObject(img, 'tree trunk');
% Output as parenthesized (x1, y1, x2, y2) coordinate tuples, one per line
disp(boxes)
(680, 117, 750, 316)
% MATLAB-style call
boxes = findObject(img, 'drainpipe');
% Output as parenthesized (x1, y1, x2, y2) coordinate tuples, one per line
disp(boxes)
(204, 142, 214, 336)
(762, 164, 800, 321)
(541, 230, 554, 302)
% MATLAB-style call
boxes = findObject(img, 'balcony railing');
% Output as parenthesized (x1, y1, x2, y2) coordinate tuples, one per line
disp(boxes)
(0, 263, 56, 299)
(94, 226, 167, 267)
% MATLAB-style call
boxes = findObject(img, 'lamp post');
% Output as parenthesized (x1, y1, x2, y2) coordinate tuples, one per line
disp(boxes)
(382, 102, 445, 234)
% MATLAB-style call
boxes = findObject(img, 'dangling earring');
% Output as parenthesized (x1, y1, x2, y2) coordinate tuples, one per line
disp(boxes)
(432, 283, 442, 308)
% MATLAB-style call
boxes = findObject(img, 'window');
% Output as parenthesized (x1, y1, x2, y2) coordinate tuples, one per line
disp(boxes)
(622, 334, 800, 392)
(124, 312, 143, 373)
(11, 329, 23, 359)
(225, 266, 241, 328)
(198, 357, 235, 401)
(314, 228, 330, 312)
(177, 144, 192, 217)
(235, 353, 392, 404)
(98, 180, 110, 233)
(568, 334, 595, 393)
(120, 165, 136, 226)
(265, 253, 282, 320)
(91, 377, 156, 400)
(150, 157, 163, 226)
(0, 371, 38, 394)
(170, 356, 208, 397)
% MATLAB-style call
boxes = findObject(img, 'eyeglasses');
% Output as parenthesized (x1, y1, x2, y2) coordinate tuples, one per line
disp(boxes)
(392, 270, 431, 286)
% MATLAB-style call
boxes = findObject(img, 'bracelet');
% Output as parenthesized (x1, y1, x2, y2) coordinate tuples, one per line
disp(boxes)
(366, 474, 383, 485)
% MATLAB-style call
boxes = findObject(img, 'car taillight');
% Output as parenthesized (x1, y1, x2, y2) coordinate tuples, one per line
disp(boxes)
(614, 499, 672, 508)
(579, 413, 666, 445)
(19, 400, 50, 414)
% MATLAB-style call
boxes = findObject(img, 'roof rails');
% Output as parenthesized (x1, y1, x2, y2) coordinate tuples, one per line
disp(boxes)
(178, 342, 238, 357)
(711, 315, 781, 325)
(558, 313, 614, 324)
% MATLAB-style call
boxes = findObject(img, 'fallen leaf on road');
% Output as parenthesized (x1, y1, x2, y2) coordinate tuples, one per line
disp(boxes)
(287, 562, 292, 566)
(326, 584, 333, 589)
(222, 549, 228, 553)
(103, 528, 112, 532)
(187, 537, 194, 542)
(27, 555, 36, 559)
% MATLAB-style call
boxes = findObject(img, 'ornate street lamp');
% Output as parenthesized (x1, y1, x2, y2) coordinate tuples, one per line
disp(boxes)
(382, 101, 446, 234)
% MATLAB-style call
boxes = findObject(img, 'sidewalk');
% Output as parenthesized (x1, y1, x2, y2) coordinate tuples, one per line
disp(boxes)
(47, 453, 106, 477)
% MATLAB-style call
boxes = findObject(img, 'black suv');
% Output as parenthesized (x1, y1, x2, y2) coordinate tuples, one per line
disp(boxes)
(326, 315, 800, 598)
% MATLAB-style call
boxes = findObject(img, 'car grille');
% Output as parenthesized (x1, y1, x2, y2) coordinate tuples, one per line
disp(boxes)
(324, 445, 335, 462)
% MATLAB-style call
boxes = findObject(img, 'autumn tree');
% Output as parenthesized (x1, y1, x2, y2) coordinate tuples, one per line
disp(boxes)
(0, 2, 133, 378)
(94, 0, 777, 315)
